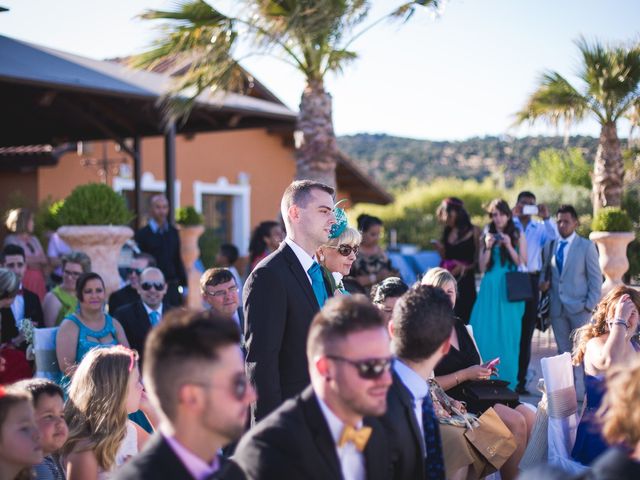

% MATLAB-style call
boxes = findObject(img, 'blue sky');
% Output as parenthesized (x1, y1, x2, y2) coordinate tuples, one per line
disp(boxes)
(1, 0, 638, 140)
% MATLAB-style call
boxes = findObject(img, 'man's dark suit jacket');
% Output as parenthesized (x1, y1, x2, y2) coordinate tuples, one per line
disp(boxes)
(233, 386, 390, 480)
(379, 372, 426, 480)
(108, 284, 139, 315)
(113, 300, 171, 362)
(135, 223, 187, 306)
(114, 433, 246, 480)
(0, 288, 43, 344)
(573, 448, 640, 480)
(243, 242, 332, 422)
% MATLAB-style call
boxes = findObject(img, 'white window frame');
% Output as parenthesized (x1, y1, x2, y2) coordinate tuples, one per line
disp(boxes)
(193, 176, 251, 255)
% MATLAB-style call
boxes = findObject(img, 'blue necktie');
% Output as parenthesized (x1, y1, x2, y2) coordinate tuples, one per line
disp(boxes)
(307, 262, 328, 308)
(149, 310, 160, 327)
(556, 240, 568, 275)
(421, 391, 445, 480)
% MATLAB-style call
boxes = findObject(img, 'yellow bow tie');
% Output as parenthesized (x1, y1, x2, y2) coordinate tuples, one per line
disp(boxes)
(338, 425, 372, 452)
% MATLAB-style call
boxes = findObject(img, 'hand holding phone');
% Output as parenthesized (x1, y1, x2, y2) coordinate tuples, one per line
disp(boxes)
(483, 357, 500, 373)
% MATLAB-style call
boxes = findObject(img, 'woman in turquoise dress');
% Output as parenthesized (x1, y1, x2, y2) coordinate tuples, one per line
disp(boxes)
(470, 199, 527, 389)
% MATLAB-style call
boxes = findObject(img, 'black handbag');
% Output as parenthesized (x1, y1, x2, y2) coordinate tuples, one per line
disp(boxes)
(462, 379, 520, 412)
(505, 271, 533, 302)
(536, 240, 555, 331)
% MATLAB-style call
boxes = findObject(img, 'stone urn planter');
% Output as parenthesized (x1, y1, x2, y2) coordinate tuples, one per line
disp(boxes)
(178, 225, 205, 309)
(58, 225, 134, 296)
(589, 231, 635, 296)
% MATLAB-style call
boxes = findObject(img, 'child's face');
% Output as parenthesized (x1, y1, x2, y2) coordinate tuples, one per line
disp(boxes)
(0, 401, 43, 468)
(35, 394, 68, 455)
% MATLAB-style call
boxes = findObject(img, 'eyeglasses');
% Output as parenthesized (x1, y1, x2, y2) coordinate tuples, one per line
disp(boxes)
(141, 282, 165, 291)
(63, 269, 82, 277)
(189, 373, 250, 401)
(328, 244, 359, 257)
(326, 355, 393, 380)
(124, 267, 143, 276)
(204, 284, 239, 299)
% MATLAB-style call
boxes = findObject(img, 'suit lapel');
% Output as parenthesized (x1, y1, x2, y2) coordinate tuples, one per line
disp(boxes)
(135, 301, 152, 334)
(281, 244, 320, 310)
(300, 387, 343, 479)
(560, 236, 581, 280)
(392, 372, 426, 463)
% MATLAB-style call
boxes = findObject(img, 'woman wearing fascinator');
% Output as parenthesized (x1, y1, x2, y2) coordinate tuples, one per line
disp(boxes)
(316, 202, 361, 296)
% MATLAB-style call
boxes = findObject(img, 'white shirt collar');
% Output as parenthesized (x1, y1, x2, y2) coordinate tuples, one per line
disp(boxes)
(143, 302, 163, 317)
(558, 231, 576, 248)
(394, 359, 429, 400)
(284, 237, 316, 273)
(316, 394, 363, 444)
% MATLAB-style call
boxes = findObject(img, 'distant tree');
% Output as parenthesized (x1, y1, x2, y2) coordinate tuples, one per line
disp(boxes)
(526, 148, 592, 189)
(134, 0, 440, 188)
(516, 37, 640, 213)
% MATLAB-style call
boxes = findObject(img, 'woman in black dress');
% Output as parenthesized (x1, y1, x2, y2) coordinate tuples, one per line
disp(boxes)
(434, 198, 479, 324)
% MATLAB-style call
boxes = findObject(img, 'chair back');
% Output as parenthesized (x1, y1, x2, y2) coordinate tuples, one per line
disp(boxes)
(33, 327, 62, 383)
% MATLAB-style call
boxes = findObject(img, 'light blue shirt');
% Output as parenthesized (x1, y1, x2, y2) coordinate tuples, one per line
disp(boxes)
(148, 218, 168, 234)
(514, 217, 557, 272)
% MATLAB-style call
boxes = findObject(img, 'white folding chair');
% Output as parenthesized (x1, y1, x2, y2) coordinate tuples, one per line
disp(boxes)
(33, 327, 62, 383)
(540, 353, 587, 474)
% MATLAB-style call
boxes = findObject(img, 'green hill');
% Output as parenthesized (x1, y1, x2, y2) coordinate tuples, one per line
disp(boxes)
(337, 134, 600, 189)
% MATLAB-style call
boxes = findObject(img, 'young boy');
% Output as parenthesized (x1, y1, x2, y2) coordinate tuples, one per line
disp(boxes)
(13, 379, 68, 480)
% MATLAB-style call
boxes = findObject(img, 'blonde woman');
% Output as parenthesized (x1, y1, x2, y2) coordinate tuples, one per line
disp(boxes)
(317, 224, 361, 295)
(62, 346, 148, 480)
(571, 286, 640, 466)
(583, 358, 640, 478)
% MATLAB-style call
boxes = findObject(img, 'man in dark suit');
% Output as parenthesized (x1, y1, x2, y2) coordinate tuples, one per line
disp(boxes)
(135, 194, 187, 307)
(1, 244, 43, 345)
(201, 268, 244, 334)
(108, 252, 155, 314)
(114, 267, 168, 361)
(114, 309, 253, 480)
(244, 180, 336, 422)
(233, 295, 392, 480)
(381, 285, 455, 480)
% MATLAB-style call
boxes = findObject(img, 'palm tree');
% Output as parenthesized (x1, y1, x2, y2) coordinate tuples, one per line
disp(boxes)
(133, 0, 439, 188)
(516, 37, 640, 213)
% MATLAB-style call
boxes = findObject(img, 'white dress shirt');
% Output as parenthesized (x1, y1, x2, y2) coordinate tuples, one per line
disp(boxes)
(284, 237, 316, 285)
(10, 282, 25, 324)
(555, 231, 577, 267)
(142, 302, 163, 323)
(394, 359, 430, 456)
(316, 395, 366, 480)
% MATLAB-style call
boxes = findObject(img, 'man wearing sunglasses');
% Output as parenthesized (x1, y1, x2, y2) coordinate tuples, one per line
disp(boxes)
(115, 309, 251, 480)
(380, 285, 455, 480)
(234, 295, 392, 480)
(108, 252, 156, 314)
(244, 180, 336, 424)
(114, 267, 169, 363)
(0, 244, 43, 347)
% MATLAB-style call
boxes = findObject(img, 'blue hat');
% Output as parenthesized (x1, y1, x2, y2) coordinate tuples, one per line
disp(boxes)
(329, 200, 349, 239)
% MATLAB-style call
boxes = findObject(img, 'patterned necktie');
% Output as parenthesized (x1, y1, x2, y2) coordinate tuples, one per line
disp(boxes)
(308, 262, 328, 308)
(421, 391, 445, 480)
(556, 240, 568, 275)
(149, 310, 160, 327)
(338, 424, 372, 452)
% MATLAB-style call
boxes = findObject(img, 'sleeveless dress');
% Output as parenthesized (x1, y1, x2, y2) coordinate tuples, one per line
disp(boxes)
(571, 374, 608, 465)
(52, 286, 78, 326)
(444, 234, 477, 324)
(469, 245, 525, 388)
(65, 313, 119, 363)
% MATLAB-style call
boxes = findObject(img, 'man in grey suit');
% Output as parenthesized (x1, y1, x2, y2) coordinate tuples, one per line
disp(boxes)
(540, 204, 601, 361)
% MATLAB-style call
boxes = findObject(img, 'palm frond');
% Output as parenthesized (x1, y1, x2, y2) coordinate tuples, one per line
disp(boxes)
(390, 0, 439, 23)
(515, 71, 590, 127)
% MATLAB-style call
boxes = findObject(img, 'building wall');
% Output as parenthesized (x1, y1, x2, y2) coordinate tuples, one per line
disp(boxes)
(0, 170, 39, 211)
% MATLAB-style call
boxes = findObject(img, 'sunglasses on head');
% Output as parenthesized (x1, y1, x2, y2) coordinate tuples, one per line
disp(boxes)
(326, 355, 393, 380)
(190, 373, 250, 401)
(329, 244, 359, 257)
(141, 282, 165, 291)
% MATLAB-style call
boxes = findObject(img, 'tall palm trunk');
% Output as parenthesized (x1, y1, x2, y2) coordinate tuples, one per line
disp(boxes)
(295, 79, 338, 188)
(592, 122, 624, 213)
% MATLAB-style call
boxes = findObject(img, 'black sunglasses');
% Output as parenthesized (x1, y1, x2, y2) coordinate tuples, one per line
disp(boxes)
(191, 373, 249, 401)
(326, 355, 393, 380)
(329, 244, 359, 257)
(141, 282, 165, 291)
(124, 267, 144, 276)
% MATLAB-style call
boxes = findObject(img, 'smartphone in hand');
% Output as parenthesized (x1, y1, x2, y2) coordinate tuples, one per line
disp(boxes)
(483, 357, 500, 373)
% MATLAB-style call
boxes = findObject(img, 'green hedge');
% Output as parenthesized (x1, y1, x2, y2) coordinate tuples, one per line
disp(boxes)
(591, 207, 633, 232)
(56, 183, 134, 226)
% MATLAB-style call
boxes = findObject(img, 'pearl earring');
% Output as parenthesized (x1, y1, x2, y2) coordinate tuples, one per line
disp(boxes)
(319, 253, 325, 262)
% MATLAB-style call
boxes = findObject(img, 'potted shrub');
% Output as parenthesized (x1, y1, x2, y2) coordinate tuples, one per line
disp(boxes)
(589, 207, 634, 295)
(176, 206, 205, 308)
(56, 184, 135, 295)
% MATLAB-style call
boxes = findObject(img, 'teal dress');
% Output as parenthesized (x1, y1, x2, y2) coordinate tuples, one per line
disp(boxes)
(469, 246, 524, 388)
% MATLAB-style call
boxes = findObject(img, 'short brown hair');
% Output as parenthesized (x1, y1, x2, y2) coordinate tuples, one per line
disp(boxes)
(280, 180, 335, 224)
(200, 268, 235, 294)
(599, 357, 640, 447)
(307, 295, 385, 359)
(144, 309, 242, 421)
